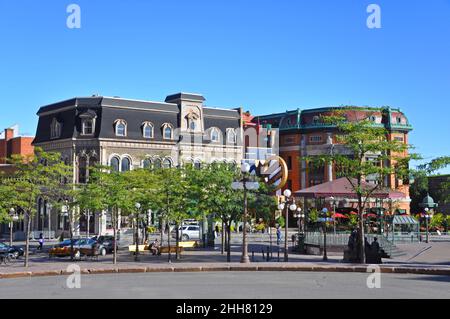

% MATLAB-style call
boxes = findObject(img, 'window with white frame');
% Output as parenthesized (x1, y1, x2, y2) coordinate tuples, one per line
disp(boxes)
(50, 118, 62, 139)
(227, 129, 236, 144)
(211, 128, 220, 142)
(162, 158, 172, 168)
(82, 118, 94, 135)
(115, 120, 127, 137)
(142, 122, 154, 139)
(162, 123, 173, 140)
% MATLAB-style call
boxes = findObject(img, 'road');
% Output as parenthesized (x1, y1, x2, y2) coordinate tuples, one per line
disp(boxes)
(1, 271, 449, 299)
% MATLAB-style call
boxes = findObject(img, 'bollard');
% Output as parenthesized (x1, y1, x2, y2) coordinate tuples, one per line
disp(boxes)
(262, 249, 265, 261)
(277, 249, 280, 262)
(266, 247, 270, 262)
(252, 251, 255, 262)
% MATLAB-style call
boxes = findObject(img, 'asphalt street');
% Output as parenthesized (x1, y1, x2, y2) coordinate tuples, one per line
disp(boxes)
(1, 271, 449, 299)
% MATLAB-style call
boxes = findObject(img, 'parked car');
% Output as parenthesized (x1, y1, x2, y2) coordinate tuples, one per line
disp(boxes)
(93, 235, 117, 253)
(0, 242, 24, 259)
(49, 238, 109, 258)
(172, 225, 200, 241)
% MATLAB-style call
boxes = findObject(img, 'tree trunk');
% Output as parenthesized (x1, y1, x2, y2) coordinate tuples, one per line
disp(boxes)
(113, 208, 117, 265)
(358, 195, 365, 264)
(24, 211, 31, 267)
(227, 222, 231, 262)
(176, 221, 180, 260)
(69, 210, 74, 261)
(221, 221, 225, 255)
(167, 222, 172, 263)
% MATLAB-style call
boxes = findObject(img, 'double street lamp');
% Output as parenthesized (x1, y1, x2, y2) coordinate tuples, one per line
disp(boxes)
(232, 162, 259, 264)
(278, 189, 296, 262)
(134, 202, 142, 261)
(9, 208, 19, 247)
(320, 207, 330, 262)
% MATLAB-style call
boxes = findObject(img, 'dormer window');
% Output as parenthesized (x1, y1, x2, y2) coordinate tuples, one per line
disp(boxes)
(211, 128, 220, 142)
(313, 116, 320, 124)
(142, 122, 154, 139)
(227, 128, 236, 144)
(162, 123, 174, 140)
(115, 120, 127, 137)
(50, 118, 62, 139)
(80, 110, 97, 136)
(189, 119, 197, 130)
(396, 117, 402, 124)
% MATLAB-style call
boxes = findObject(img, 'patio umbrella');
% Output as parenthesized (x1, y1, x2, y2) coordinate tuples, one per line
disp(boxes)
(349, 211, 358, 215)
(364, 213, 378, 218)
(333, 213, 349, 219)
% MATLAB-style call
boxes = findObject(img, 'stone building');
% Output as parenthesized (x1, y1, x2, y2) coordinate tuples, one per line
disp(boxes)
(32, 93, 244, 237)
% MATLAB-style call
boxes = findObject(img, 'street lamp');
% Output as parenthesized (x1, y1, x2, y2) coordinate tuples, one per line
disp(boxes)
(379, 209, 385, 235)
(241, 162, 251, 264)
(279, 189, 296, 262)
(424, 208, 431, 243)
(134, 202, 141, 261)
(321, 207, 329, 261)
(9, 208, 19, 247)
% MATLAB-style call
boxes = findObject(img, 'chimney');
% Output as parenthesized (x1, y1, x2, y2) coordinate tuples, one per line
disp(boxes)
(4, 128, 15, 141)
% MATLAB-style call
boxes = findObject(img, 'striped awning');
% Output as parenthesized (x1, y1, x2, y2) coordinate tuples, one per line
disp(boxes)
(393, 215, 419, 225)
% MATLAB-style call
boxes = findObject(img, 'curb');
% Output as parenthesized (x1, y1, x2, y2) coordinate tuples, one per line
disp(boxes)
(1, 264, 449, 279)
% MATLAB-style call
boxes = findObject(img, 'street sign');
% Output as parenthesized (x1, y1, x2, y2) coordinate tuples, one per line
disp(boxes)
(231, 181, 260, 190)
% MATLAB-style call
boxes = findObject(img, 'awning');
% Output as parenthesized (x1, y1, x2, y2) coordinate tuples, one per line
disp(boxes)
(294, 177, 406, 199)
(392, 215, 419, 225)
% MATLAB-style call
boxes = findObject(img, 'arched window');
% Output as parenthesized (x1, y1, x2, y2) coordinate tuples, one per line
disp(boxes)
(211, 128, 220, 142)
(162, 158, 172, 169)
(115, 120, 127, 137)
(162, 124, 173, 140)
(111, 157, 120, 172)
(143, 158, 152, 169)
(142, 122, 154, 139)
(78, 157, 87, 184)
(194, 161, 201, 169)
(50, 118, 62, 139)
(227, 129, 236, 144)
(121, 157, 131, 172)
(153, 158, 162, 169)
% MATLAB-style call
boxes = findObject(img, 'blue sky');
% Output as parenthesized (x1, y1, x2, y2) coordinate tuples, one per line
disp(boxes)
(0, 0, 449, 172)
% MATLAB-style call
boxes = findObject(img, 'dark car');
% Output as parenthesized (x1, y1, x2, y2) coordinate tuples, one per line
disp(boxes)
(93, 235, 117, 253)
(0, 242, 24, 259)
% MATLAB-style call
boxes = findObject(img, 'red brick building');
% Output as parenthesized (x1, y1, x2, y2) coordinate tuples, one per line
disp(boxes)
(249, 106, 413, 215)
(0, 125, 34, 173)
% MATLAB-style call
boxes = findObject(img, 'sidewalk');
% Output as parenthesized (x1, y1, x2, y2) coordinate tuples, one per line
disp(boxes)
(1, 245, 449, 279)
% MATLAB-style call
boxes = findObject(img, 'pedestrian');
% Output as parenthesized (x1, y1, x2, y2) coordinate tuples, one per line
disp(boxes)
(38, 233, 44, 251)
(150, 238, 161, 256)
(215, 224, 220, 238)
(276, 226, 282, 245)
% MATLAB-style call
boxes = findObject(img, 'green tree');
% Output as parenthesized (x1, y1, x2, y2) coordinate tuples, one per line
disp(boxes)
(4, 148, 72, 267)
(302, 109, 416, 263)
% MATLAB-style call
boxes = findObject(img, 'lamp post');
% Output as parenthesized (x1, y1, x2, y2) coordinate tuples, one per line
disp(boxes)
(241, 162, 251, 264)
(379, 209, 384, 235)
(9, 208, 19, 247)
(293, 208, 304, 253)
(321, 207, 328, 262)
(134, 202, 141, 261)
(424, 208, 431, 244)
(278, 189, 295, 262)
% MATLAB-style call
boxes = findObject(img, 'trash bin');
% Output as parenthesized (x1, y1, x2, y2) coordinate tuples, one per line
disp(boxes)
(297, 233, 305, 253)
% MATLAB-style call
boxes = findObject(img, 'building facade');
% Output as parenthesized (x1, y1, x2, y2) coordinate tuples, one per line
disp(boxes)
(252, 106, 413, 214)
(32, 93, 244, 237)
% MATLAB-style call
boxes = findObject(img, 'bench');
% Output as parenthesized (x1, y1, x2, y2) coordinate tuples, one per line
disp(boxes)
(177, 241, 199, 248)
(128, 245, 148, 253)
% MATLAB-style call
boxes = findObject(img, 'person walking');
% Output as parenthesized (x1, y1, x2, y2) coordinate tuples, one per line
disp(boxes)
(276, 226, 282, 246)
(38, 233, 44, 251)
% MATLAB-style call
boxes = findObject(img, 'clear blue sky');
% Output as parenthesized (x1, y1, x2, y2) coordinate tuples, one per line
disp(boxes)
(0, 0, 449, 172)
